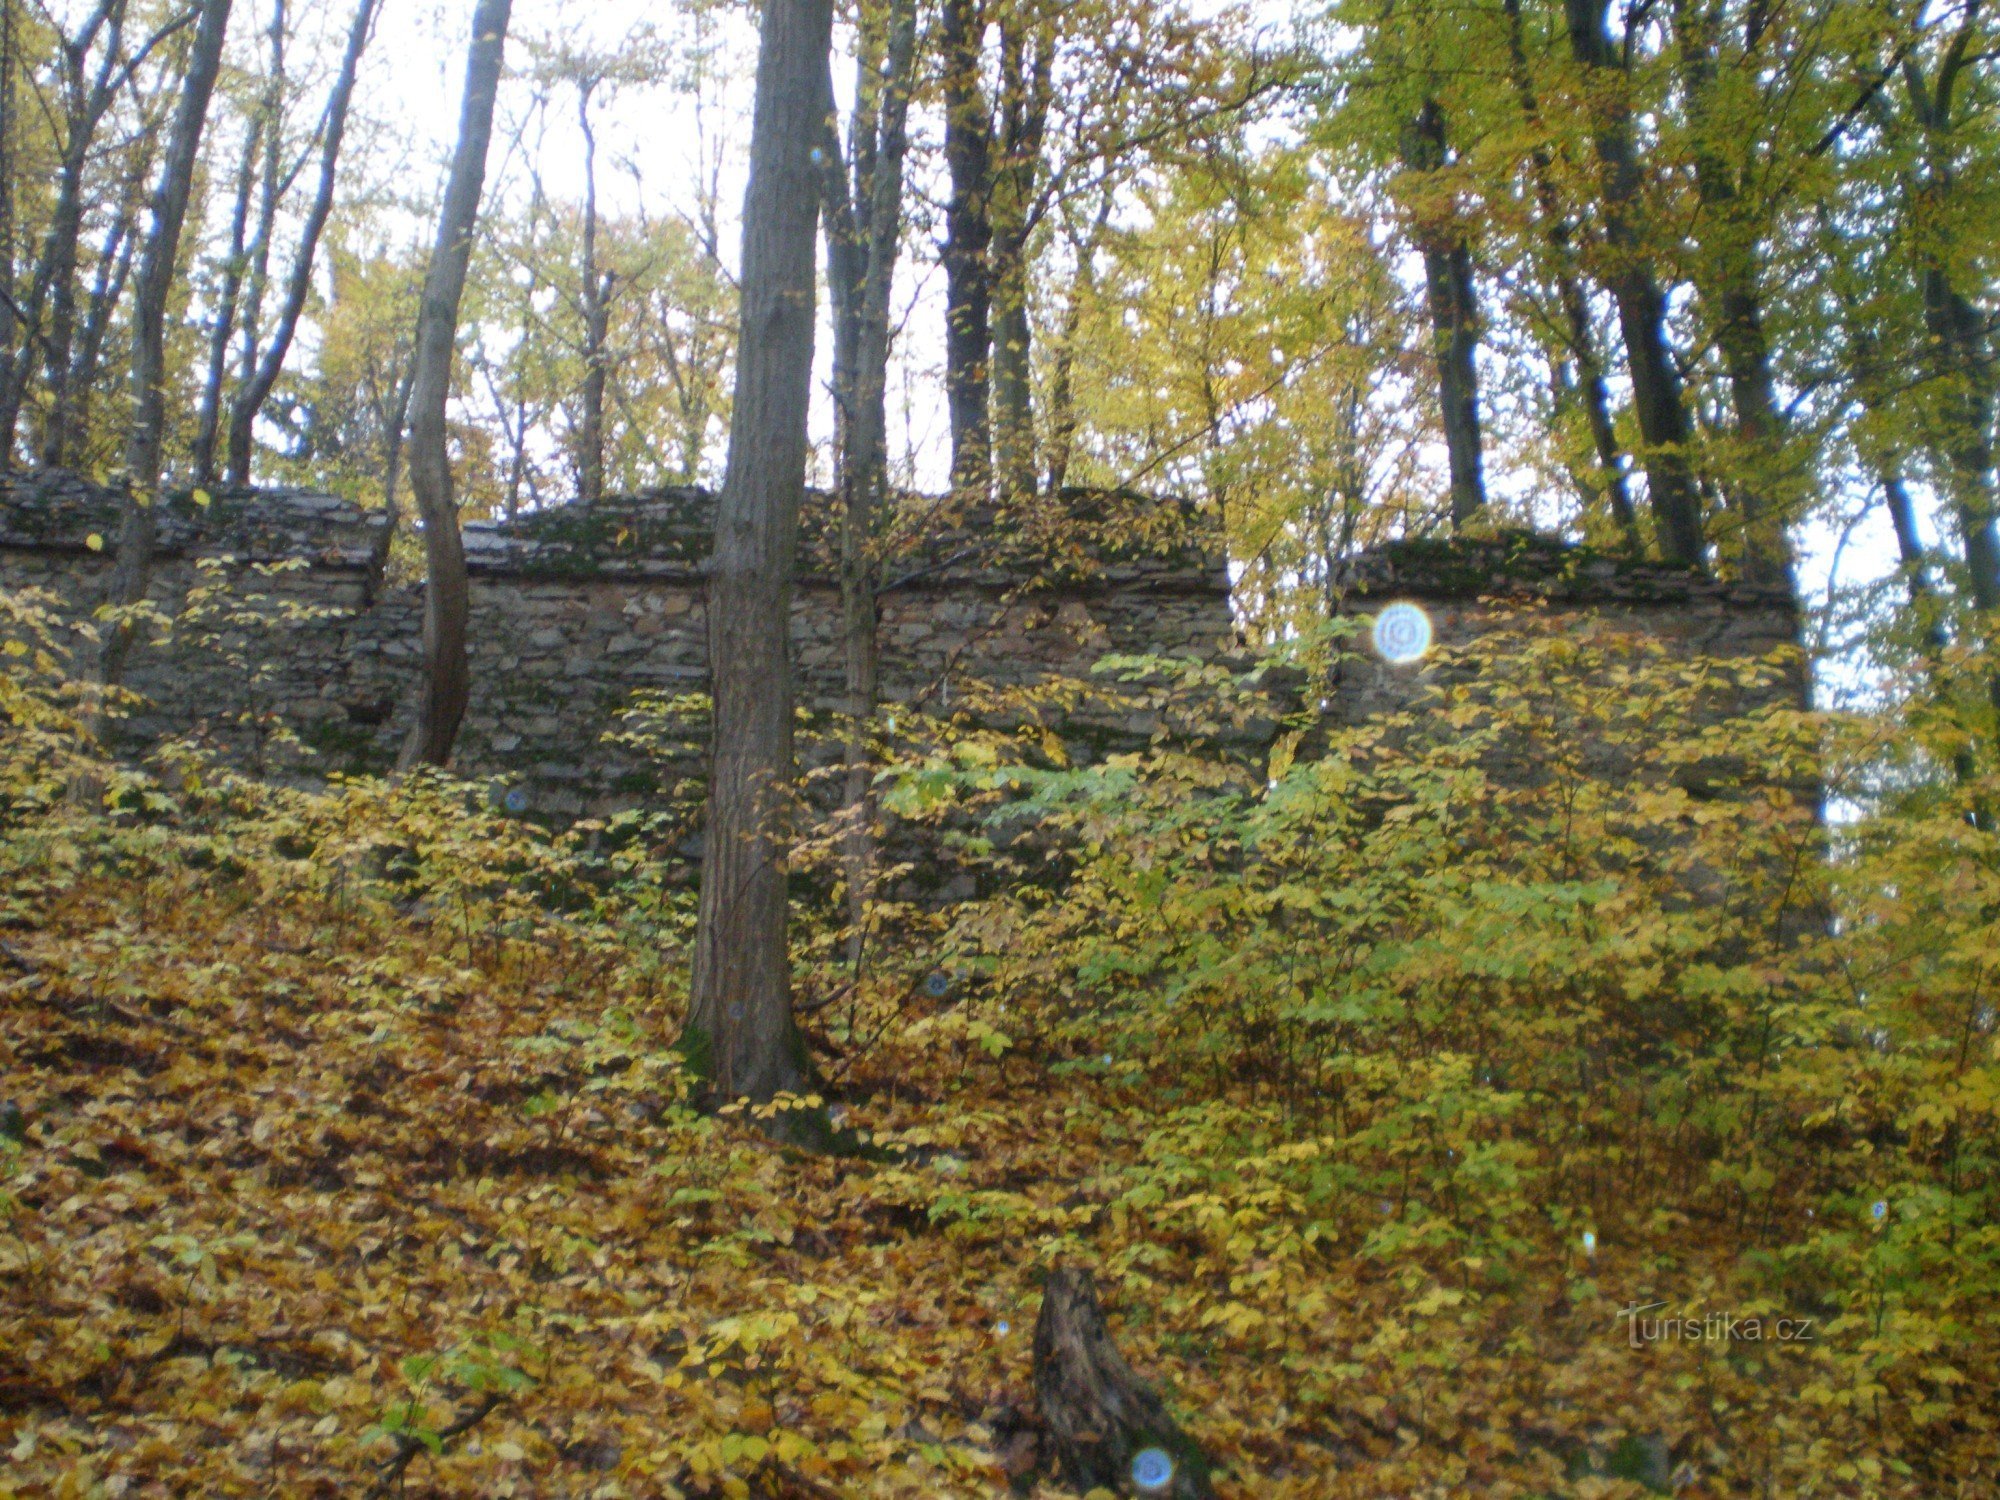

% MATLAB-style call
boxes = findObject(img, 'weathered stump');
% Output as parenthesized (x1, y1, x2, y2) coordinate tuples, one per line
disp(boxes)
(1032, 1264, 1215, 1497)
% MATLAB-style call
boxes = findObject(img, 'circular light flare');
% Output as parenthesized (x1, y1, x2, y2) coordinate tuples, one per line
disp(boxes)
(1132, 1447, 1175, 1492)
(1372, 601, 1433, 665)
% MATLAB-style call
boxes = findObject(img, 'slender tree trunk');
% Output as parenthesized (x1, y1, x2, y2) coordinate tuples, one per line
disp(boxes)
(987, 18, 1052, 507)
(226, 0, 287, 472)
(1044, 188, 1115, 496)
(818, 0, 916, 976)
(51, 160, 145, 466)
(1671, 0, 1794, 588)
(1896, 30, 2000, 744)
(0, 0, 126, 461)
(225, 0, 376, 486)
(1564, 0, 1707, 567)
(397, 0, 511, 769)
(0, 0, 16, 394)
(1401, 98, 1486, 526)
(682, 0, 832, 1107)
(194, 121, 261, 484)
(941, 0, 992, 501)
(364, 353, 416, 604)
(100, 0, 233, 687)
(1502, 0, 1638, 549)
(577, 81, 608, 502)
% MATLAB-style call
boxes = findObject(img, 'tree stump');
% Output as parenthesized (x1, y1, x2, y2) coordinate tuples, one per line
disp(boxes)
(1032, 1265, 1215, 1497)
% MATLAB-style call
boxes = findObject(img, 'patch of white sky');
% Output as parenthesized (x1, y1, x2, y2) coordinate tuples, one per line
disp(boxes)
(281, 0, 1914, 700)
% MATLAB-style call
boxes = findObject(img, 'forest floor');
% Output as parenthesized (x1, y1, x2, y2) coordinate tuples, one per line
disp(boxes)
(0, 821, 1833, 1499)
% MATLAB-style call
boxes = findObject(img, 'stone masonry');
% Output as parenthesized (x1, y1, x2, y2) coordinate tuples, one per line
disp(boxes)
(0, 474, 1806, 837)
(0, 471, 1246, 823)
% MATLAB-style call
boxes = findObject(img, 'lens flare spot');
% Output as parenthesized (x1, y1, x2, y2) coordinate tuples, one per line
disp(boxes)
(1132, 1447, 1175, 1491)
(1372, 601, 1432, 664)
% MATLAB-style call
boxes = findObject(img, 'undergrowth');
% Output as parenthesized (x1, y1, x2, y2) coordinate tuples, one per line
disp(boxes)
(2, 586, 1998, 1497)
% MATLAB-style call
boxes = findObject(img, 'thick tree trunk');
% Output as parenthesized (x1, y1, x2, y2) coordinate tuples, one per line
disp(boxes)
(100, 0, 233, 684)
(1564, 0, 1707, 568)
(941, 0, 992, 501)
(1401, 98, 1486, 527)
(224, 0, 377, 486)
(1033, 1266, 1215, 1498)
(397, 0, 511, 769)
(681, 0, 831, 1106)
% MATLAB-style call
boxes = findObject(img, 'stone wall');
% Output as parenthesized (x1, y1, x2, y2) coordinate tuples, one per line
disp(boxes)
(1322, 531, 1805, 727)
(0, 477, 1808, 839)
(0, 471, 1245, 823)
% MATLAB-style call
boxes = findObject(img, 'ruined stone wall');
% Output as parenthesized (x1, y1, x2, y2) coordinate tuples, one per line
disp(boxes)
(1, 477, 1810, 846)
(1322, 531, 1805, 726)
(0, 472, 1244, 822)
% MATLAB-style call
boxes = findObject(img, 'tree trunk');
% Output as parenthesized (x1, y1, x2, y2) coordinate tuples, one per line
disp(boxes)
(100, 0, 233, 685)
(1670, 0, 1794, 589)
(52, 160, 145, 466)
(224, 0, 287, 477)
(1033, 1266, 1215, 1498)
(1564, 0, 1707, 568)
(682, 0, 831, 1108)
(0, 0, 127, 461)
(0, 0, 16, 392)
(1501, 0, 1637, 549)
(397, 0, 511, 769)
(194, 120, 261, 484)
(224, 0, 378, 486)
(988, 17, 1053, 507)
(818, 0, 916, 977)
(577, 81, 608, 502)
(365, 353, 416, 605)
(1400, 98, 1486, 527)
(1896, 28, 2000, 741)
(941, 0, 992, 501)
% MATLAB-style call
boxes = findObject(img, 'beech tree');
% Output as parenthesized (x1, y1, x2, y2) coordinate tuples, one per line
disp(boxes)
(817, 0, 917, 973)
(681, 0, 832, 1108)
(400, 0, 512, 768)
(100, 0, 233, 679)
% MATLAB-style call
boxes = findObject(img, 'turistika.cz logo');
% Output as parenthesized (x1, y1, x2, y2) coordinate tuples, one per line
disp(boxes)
(1615, 1302, 1817, 1348)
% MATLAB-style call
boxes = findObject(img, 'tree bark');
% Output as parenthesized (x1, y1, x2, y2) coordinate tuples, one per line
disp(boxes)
(1033, 1266, 1215, 1498)
(229, 0, 288, 467)
(1400, 97, 1486, 527)
(682, 0, 832, 1107)
(987, 17, 1053, 507)
(224, 0, 379, 486)
(818, 0, 917, 977)
(1563, 0, 1707, 568)
(397, 0, 511, 769)
(52, 152, 147, 466)
(1670, 0, 1794, 589)
(576, 80, 609, 502)
(1501, 0, 1638, 550)
(941, 0, 992, 501)
(100, 0, 233, 685)
(0, 0, 129, 461)
(193, 119, 262, 484)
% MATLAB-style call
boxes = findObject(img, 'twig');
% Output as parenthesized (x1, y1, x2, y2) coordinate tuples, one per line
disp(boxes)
(365, 1392, 502, 1498)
